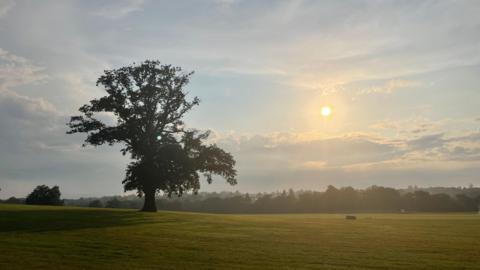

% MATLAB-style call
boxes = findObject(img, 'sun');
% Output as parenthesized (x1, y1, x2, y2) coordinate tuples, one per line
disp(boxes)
(321, 106, 332, 117)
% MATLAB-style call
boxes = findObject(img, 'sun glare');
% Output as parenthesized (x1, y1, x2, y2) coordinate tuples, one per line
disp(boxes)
(321, 106, 331, 117)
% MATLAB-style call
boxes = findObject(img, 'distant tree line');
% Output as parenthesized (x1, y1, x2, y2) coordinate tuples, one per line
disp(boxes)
(2, 185, 479, 213)
(67, 185, 480, 213)
(148, 186, 479, 213)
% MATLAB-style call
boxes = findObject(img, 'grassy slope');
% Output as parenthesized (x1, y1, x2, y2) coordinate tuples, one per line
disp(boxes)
(1, 204, 479, 270)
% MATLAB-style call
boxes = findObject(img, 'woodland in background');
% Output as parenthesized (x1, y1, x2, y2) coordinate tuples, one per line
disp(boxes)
(4, 185, 477, 213)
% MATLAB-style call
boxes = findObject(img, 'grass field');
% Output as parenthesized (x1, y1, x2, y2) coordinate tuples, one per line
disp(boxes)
(1, 204, 479, 269)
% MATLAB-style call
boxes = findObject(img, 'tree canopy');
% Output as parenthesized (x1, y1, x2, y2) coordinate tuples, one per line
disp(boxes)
(68, 60, 236, 211)
(25, 185, 63, 206)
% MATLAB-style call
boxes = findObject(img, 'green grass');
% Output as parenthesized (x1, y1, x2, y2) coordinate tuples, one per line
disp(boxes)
(1, 204, 479, 269)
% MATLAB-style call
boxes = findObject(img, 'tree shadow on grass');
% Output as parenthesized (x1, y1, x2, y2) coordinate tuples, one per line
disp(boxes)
(0, 206, 174, 233)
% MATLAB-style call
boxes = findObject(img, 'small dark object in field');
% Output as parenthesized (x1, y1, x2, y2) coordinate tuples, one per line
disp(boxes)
(345, 215, 357, 220)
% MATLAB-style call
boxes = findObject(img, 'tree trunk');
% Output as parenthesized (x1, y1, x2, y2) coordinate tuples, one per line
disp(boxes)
(141, 189, 157, 212)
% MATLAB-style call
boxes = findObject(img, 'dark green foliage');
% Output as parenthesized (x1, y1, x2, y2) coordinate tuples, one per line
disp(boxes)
(105, 197, 121, 208)
(64, 186, 480, 213)
(67, 60, 236, 211)
(2, 197, 25, 204)
(25, 185, 63, 206)
(123, 130, 236, 197)
(88, 199, 103, 208)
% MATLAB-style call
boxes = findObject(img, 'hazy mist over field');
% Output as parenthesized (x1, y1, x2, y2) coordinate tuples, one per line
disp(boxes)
(1, 0, 480, 198)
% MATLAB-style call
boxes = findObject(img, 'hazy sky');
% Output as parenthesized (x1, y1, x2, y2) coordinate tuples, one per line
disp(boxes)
(1, 0, 480, 198)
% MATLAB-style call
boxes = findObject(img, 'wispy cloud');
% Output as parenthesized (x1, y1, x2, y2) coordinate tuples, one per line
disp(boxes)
(0, 0, 15, 18)
(92, 0, 145, 19)
(213, 129, 480, 173)
(356, 79, 422, 95)
(0, 48, 48, 90)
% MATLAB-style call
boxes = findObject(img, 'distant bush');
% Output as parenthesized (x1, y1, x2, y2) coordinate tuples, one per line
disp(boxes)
(105, 197, 121, 208)
(2, 197, 25, 204)
(88, 199, 103, 208)
(25, 185, 63, 206)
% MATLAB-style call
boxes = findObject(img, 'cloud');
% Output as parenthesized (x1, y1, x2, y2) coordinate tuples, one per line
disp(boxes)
(92, 0, 145, 19)
(410, 124, 434, 134)
(0, 47, 59, 148)
(0, 86, 129, 198)
(0, 90, 60, 151)
(0, 48, 68, 152)
(213, 0, 239, 8)
(407, 133, 445, 151)
(356, 79, 422, 95)
(215, 132, 400, 171)
(212, 130, 480, 177)
(0, 0, 15, 18)
(0, 48, 128, 198)
(402, 132, 480, 164)
(0, 91, 128, 197)
(0, 48, 48, 90)
(205, 130, 480, 192)
(233, 1, 480, 93)
(368, 118, 471, 137)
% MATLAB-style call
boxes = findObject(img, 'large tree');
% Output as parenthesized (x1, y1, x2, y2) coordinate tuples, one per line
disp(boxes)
(25, 185, 63, 206)
(67, 60, 237, 211)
